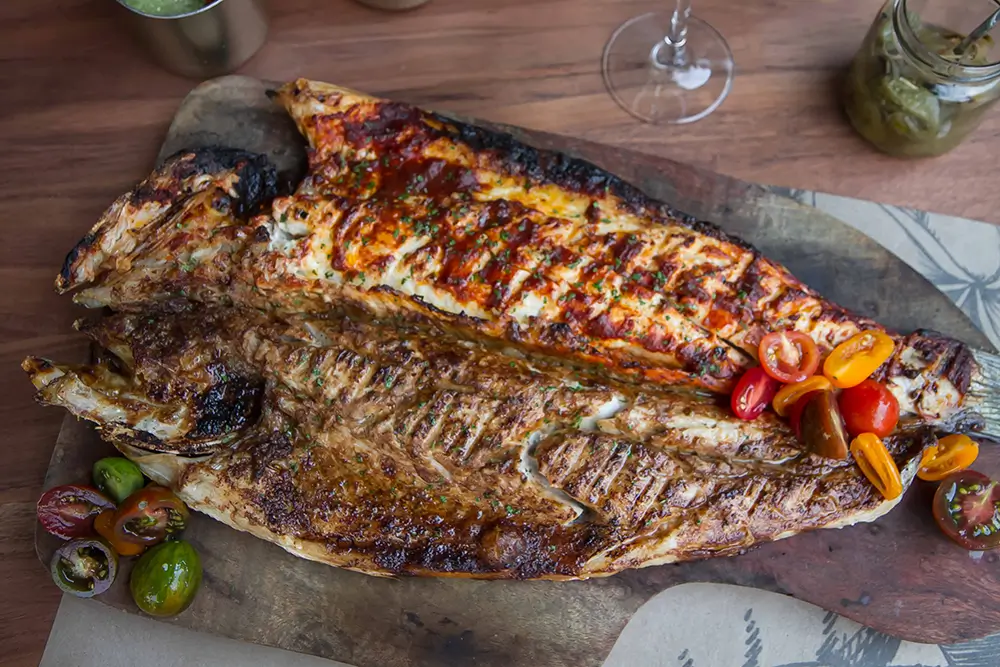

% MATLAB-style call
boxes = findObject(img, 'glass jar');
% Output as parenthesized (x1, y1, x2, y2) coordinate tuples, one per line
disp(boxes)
(844, 0, 1000, 157)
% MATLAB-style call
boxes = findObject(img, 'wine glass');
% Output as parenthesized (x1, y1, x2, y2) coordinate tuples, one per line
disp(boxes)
(602, 0, 734, 124)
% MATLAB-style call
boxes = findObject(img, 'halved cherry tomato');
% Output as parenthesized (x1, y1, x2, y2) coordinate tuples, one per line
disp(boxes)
(837, 379, 900, 437)
(113, 486, 189, 546)
(918, 434, 980, 482)
(93, 457, 145, 504)
(823, 330, 895, 389)
(758, 331, 820, 384)
(730, 367, 781, 420)
(37, 485, 115, 541)
(50, 537, 117, 598)
(787, 391, 817, 439)
(773, 376, 832, 417)
(932, 470, 1000, 550)
(850, 433, 903, 500)
(798, 391, 849, 459)
(94, 510, 146, 557)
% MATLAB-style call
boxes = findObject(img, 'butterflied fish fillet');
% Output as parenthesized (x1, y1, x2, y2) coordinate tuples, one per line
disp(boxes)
(24, 307, 931, 578)
(27, 78, 1000, 579)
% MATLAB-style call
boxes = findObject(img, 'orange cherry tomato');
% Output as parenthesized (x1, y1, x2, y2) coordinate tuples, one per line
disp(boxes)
(758, 331, 821, 384)
(918, 434, 980, 482)
(850, 433, 903, 500)
(94, 510, 145, 557)
(773, 376, 833, 417)
(823, 330, 895, 389)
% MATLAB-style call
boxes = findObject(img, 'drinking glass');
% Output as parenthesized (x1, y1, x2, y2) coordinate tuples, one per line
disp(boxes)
(602, 0, 734, 124)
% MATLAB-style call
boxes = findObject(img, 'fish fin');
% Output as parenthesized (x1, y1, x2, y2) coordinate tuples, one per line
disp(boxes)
(968, 348, 1000, 441)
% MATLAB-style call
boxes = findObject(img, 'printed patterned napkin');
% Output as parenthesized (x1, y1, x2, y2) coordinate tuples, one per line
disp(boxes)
(40, 191, 1000, 667)
(773, 188, 1000, 350)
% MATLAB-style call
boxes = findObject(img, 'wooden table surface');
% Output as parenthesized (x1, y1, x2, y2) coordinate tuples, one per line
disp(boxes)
(2, 1, 998, 665)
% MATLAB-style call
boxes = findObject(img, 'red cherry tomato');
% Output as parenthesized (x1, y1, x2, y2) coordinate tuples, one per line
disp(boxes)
(932, 470, 1000, 551)
(730, 367, 781, 420)
(758, 331, 820, 384)
(37, 485, 115, 541)
(837, 379, 900, 438)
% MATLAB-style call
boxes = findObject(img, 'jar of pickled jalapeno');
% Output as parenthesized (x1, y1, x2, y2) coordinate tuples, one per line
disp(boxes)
(844, 0, 1000, 157)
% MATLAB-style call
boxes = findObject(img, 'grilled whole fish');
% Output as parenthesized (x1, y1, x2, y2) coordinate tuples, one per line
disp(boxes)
(55, 81, 991, 431)
(27, 79, 1000, 579)
(24, 307, 931, 578)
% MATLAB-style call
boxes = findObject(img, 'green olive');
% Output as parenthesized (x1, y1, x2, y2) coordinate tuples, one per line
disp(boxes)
(130, 540, 202, 617)
(92, 457, 145, 504)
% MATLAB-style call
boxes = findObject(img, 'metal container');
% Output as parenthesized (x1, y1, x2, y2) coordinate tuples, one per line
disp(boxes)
(116, 0, 269, 79)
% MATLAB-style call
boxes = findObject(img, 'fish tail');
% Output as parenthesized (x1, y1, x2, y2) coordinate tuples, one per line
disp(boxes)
(968, 348, 1000, 441)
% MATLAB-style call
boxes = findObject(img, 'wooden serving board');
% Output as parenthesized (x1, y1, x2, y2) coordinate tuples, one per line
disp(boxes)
(37, 76, 1000, 666)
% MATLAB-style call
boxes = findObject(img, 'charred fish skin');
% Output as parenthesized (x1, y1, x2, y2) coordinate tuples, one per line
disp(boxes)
(57, 146, 277, 295)
(25, 307, 928, 579)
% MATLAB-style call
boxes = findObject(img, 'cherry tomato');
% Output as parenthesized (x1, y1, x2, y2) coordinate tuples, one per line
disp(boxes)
(787, 391, 818, 439)
(773, 376, 832, 417)
(730, 367, 781, 420)
(758, 331, 821, 384)
(918, 434, 980, 482)
(37, 485, 115, 541)
(113, 486, 190, 546)
(131, 541, 202, 617)
(797, 391, 849, 459)
(95, 510, 146, 557)
(823, 330, 895, 389)
(850, 433, 903, 500)
(93, 457, 145, 504)
(837, 379, 900, 438)
(932, 470, 1000, 550)
(50, 537, 118, 598)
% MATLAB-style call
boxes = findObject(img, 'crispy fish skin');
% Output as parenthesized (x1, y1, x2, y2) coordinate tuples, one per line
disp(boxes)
(57, 147, 277, 295)
(24, 307, 929, 579)
(55, 82, 979, 425)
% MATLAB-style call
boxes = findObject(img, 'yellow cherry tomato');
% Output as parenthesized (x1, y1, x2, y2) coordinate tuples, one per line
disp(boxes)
(823, 330, 896, 389)
(850, 432, 903, 500)
(773, 375, 833, 417)
(918, 434, 980, 482)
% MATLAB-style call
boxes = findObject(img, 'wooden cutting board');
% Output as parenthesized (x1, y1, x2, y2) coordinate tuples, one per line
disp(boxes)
(36, 76, 1000, 666)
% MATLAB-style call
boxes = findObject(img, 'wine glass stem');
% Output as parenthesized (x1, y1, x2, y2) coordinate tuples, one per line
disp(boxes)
(654, 0, 692, 68)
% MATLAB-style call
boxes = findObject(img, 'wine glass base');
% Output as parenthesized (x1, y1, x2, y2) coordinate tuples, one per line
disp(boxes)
(602, 12, 734, 125)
